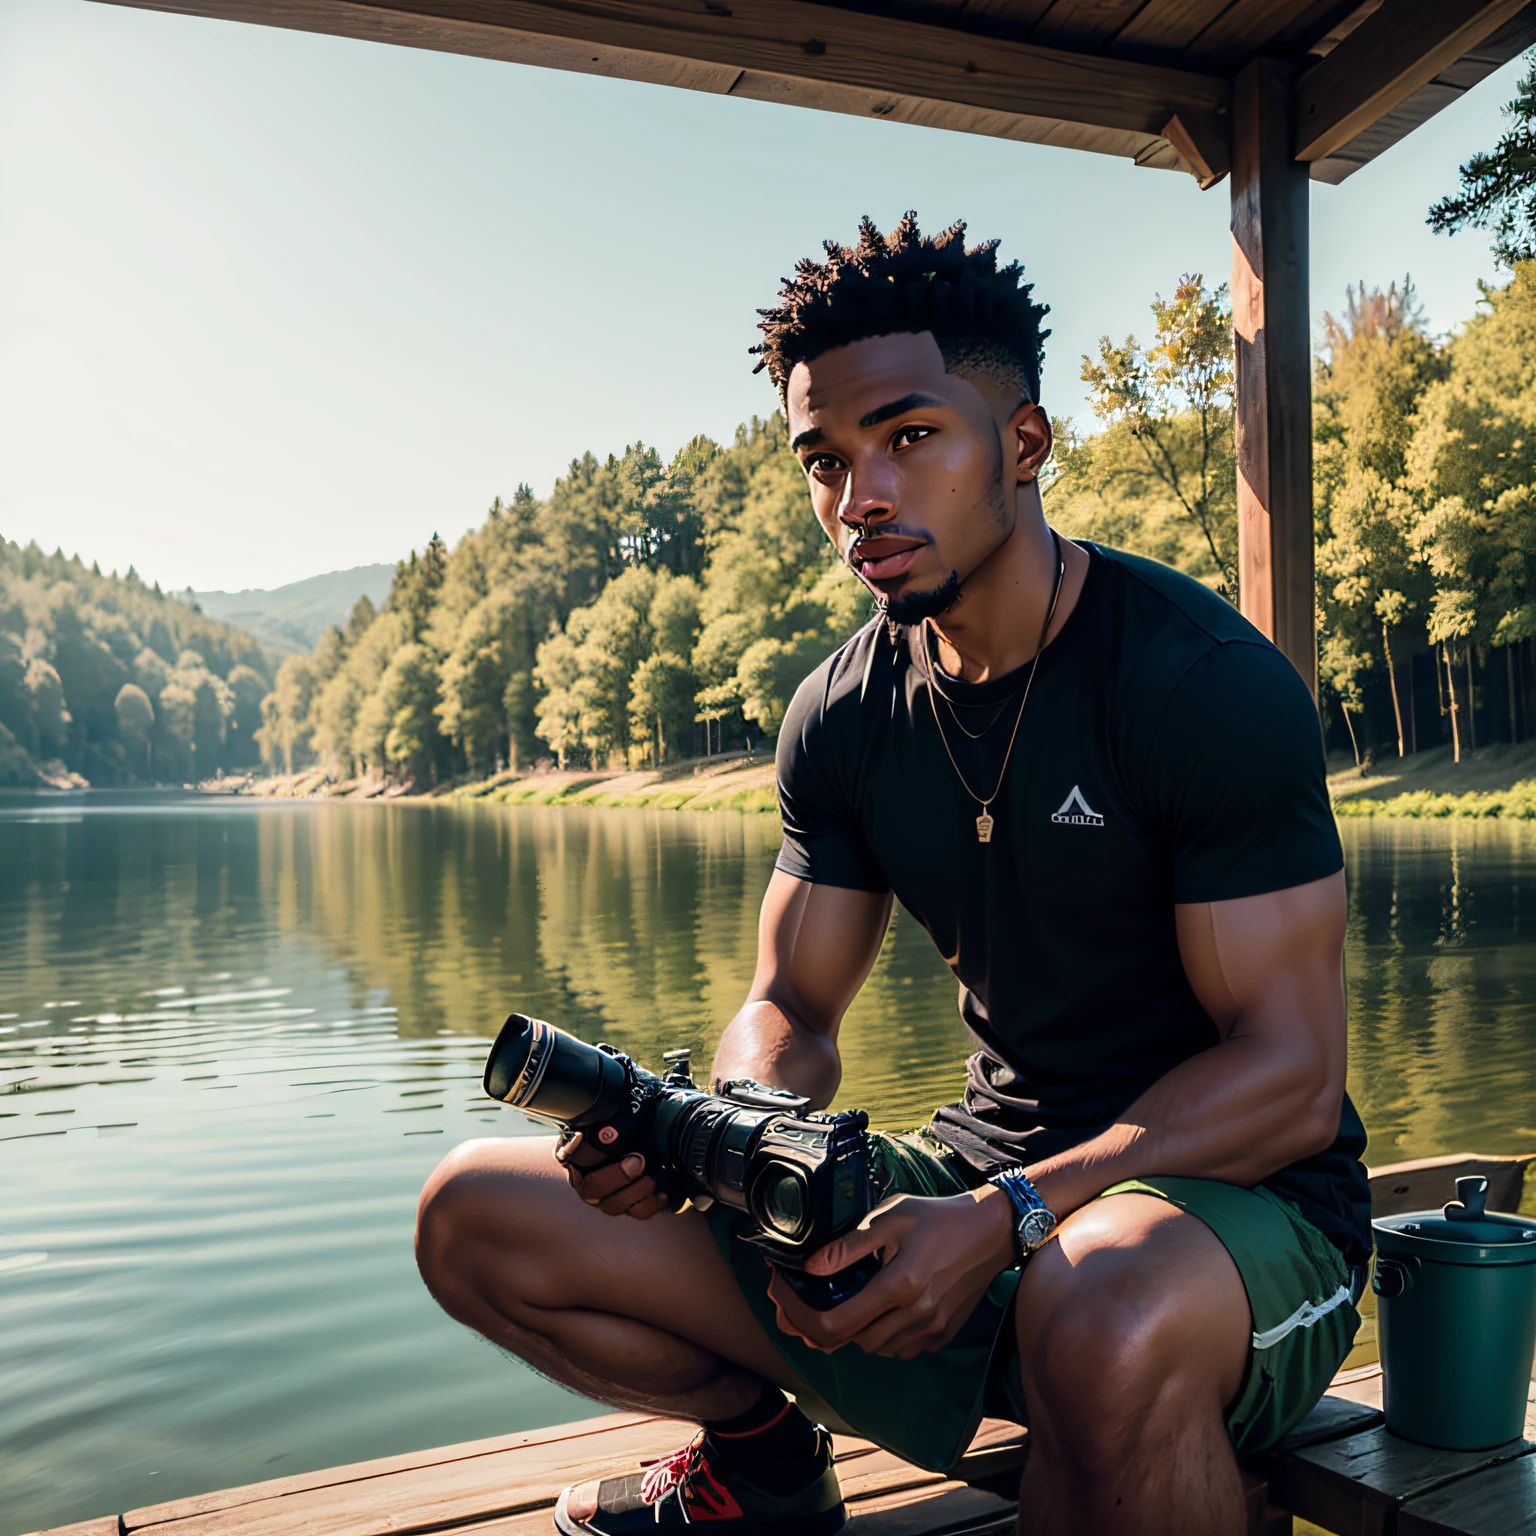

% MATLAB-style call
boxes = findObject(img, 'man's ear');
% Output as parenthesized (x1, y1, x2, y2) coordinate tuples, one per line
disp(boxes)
(1010, 402, 1053, 484)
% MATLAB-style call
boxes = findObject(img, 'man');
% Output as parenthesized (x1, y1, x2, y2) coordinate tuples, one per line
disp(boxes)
(416, 214, 1370, 1536)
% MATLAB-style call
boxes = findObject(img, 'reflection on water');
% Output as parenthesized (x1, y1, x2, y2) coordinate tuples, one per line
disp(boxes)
(1341, 823, 1536, 1164)
(1, 797, 1533, 1534)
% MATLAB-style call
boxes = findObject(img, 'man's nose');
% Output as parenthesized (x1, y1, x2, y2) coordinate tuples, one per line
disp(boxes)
(836, 470, 898, 531)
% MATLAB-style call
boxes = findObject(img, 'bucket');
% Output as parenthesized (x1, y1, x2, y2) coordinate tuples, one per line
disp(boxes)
(1372, 1175, 1536, 1450)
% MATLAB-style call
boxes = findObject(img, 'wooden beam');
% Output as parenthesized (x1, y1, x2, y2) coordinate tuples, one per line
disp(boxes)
(1162, 110, 1229, 188)
(98, 0, 1227, 171)
(1231, 58, 1315, 694)
(1296, 0, 1529, 163)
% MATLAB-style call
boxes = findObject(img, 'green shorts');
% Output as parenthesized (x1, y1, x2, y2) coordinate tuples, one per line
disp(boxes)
(705, 1130, 1361, 1474)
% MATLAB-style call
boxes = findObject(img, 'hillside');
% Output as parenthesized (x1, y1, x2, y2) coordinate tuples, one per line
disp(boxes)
(0, 541, 272, 787)
(191, 564, 394, 658)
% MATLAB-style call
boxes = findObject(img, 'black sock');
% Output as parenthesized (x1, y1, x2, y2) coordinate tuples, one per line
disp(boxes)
(706, 1386, 818, 1467)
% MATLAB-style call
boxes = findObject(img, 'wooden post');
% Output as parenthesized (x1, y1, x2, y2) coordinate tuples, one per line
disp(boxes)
(1230, 60, 1316, 695)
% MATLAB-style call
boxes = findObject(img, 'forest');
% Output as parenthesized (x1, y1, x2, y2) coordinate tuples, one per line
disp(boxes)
(1052, 263, 1536, 766)
(0, 541, 270, 787)
(253, 417, 869, 784)
(255, 261, 1536, 784)
(11, 259, 1536, 791)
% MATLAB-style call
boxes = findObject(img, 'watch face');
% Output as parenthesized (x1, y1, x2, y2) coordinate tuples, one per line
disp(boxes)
(1019, 1208, 1055, 1252)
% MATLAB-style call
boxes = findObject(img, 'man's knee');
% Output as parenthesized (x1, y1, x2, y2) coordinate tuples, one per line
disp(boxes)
(1016, 1198, 1249, 1468)
(415, 1136, 549, 1303)
(1021, 1269, 1171, 1465)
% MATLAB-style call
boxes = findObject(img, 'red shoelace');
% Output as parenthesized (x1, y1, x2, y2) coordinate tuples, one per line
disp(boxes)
(639, 1435, 745, 1521)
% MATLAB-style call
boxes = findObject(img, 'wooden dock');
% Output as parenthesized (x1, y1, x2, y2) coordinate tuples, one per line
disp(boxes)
(29, 1155, 1536, 1536)
(28, 1365, 1536, 1536)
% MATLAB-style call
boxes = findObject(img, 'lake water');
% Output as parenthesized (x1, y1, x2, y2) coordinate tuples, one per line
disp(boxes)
(3, 795, 1535, 1534)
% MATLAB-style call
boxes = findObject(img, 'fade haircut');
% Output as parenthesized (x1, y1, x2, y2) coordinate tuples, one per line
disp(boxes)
(751, 212, 1050, 406)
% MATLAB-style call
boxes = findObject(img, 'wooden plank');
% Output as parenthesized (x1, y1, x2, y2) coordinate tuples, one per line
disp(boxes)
(1262, 0, 1371, 55)
(1399, 1453, 1536, 1535)
(454, 1503, 1018, 1536)
(124, 1412, 664, 1527)
(1109, 0, 1233, 63)
(127, 1418, 693, 1536)
(1277, 1388, 1384, 1450)
(1230, 56, 1315, 693)
(1327, 1363, 1385, 1410)
(847, 1482, 1016, 1532)
(125, 1416, 1028, 1536)
(1027, 0, 1147, 50)
(1368, 1152, 1536, 1220)
(1295, 0, 1528, 163)
(960, 0, 1057, 31)
(1163, 109, 1229, 187)
(100, 0, 1227, 156)
(1278, 1426, 1535, 1536)
(1179, 0, 1326, 69)
(1304, 0, 1382, 61)
(26, 1521, 124, 1536)
(460, 1484, 1018, 1536)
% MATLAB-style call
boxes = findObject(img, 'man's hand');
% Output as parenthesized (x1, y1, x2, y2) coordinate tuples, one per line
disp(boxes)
(766, 1188, 1016, 1360)
(554, 1130, 669, 1220)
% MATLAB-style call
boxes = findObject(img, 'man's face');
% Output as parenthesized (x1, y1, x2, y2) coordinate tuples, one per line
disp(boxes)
(785, 331, 1047, 622)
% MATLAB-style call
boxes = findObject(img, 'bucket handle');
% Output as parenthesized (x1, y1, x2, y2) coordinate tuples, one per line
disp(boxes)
(1373, 1256, 1418, 1298)
(1444, 1175, 1489, 1223)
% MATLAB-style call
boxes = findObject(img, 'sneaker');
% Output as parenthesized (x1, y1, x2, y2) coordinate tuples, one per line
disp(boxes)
(553, 1423, 846, 1534)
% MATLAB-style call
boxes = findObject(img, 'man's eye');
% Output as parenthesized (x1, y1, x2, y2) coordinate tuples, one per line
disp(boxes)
(893, 425, 934, 449)
(807, 455, 845, 476)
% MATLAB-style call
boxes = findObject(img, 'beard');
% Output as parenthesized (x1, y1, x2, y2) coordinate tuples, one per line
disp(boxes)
(884, 569, 962, 624)
(865, 444, 1013, 627)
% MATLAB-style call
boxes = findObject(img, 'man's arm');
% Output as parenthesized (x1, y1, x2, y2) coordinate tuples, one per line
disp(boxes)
(1021, 868, 1348, 1219)
(561, 870, 889, 1216)
(769, 869, 1348, 1358)
(710, 870, 892, 1105)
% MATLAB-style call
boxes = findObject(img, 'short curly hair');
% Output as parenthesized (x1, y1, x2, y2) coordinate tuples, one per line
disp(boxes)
(752, 212, 1050, 405)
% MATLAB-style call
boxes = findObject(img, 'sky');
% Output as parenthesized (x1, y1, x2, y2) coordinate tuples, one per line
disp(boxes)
(0, 1, 1527, 593)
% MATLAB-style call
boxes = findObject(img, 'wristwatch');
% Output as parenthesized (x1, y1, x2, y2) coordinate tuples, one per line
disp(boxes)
(988, 1169, 1057, 1263)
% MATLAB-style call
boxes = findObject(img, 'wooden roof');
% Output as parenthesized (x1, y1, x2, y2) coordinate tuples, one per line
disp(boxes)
(104, 0, 1536, 190)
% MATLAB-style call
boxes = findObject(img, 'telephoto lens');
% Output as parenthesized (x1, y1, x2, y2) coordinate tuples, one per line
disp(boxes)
(483, 1013, 697, 1203)
(482, 1013, 635, 1126)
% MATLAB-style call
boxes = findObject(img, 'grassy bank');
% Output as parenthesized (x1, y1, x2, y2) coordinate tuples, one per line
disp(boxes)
(1329, 742, 1536, 819)
(220, 741, 1536, 822)
(206, 753, 780, 814)
(443, 754, 778, 814)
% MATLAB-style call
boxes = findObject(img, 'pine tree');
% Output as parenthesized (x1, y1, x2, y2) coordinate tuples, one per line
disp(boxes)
(1429, 55, 1536, 267)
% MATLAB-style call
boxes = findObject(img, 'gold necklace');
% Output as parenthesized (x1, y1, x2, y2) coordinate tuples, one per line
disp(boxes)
(922, 534, 1065, 844)
(922, 644, 1021, 740)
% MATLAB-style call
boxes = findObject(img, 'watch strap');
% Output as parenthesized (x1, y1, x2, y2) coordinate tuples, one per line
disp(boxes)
(987, 1168, 1056, 1262)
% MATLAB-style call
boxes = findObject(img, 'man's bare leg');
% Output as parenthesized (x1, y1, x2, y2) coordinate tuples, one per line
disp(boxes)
(415, 1135, 808, 1419)
(1014, 1194, 1252, 1536)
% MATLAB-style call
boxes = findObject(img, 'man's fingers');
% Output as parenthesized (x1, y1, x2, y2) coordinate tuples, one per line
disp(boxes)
(804, 1221, 885, 1277)
(622, 1193, 670, 1221)
(596, 1175, 661, 1217)
(877, 1277, 991, 1358)
(573, 1155, 647, 1204)
(766, 1268, 845, 1352)
(805, 1195, 913, 1276)
(790, 1255, 917, 1340)
(869, 1311, 949, 1359)
(767, 1260, 913, 1349)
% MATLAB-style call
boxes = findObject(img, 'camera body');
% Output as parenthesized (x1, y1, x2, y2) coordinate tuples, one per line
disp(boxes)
(483, 1013, 881, 1308)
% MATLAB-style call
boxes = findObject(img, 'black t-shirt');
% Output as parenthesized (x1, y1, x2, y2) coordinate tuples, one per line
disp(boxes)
(776, 542, 1372, 1267)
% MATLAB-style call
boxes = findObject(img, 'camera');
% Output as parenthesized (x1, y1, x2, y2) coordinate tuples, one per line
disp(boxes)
(483, 1013, 882, 1309)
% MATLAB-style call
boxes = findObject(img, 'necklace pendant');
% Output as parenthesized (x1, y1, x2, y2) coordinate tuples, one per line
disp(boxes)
(976, 813, 995, 844)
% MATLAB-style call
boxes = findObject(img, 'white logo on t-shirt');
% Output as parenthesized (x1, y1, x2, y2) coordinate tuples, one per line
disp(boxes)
(1051, 785, 1105, 827)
